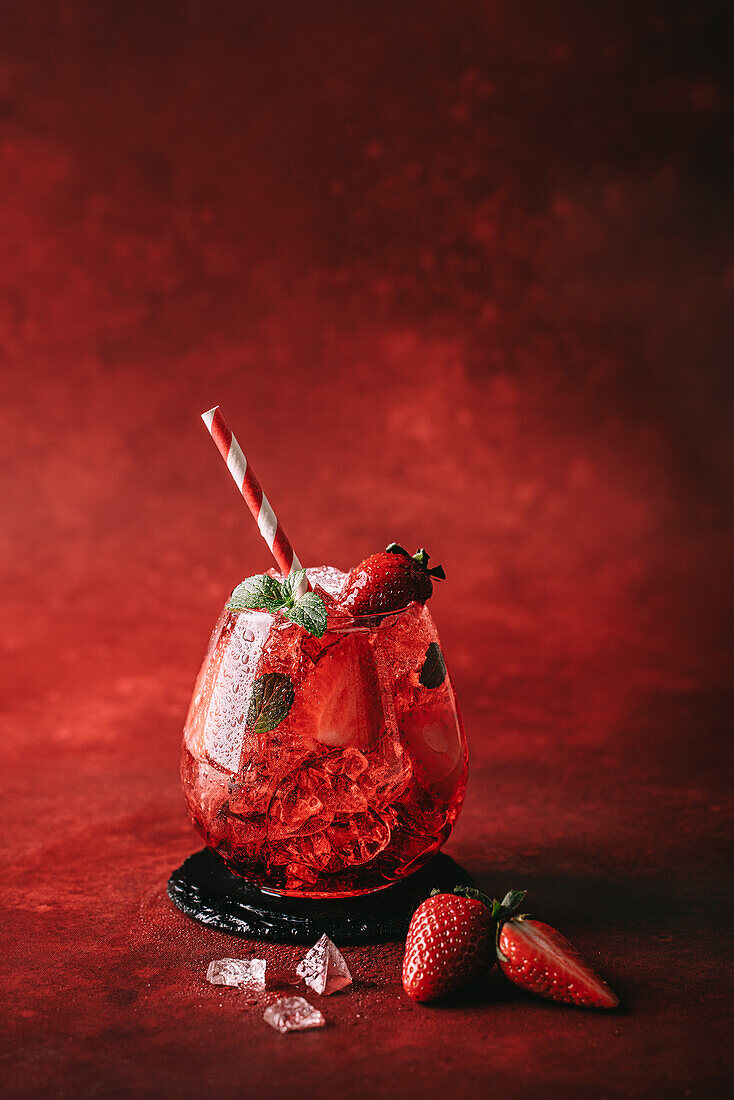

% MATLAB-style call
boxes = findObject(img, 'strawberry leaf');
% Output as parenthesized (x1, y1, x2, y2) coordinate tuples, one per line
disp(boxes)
(386, 542, 411, 558)
(228, 574, 284, 613)
(419, 642, 447, 688)
(282, 591, 327, 637)
(413, 548, 430, 569)
(450, 885, 494, 908)
(495, 890, 528, 926)
(246, 672, 295, 733)
(500, 889, 527, 912)
(413, 548, 445, 580)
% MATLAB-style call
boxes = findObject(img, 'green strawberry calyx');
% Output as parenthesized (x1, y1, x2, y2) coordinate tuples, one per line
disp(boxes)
(429, 886, 529, 964)
(493, 890, 529, 962)
(386, 543, 446, 580)
(492, 889, 528, 923)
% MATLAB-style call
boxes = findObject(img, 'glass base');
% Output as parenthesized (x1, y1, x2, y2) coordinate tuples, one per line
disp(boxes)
(167, 847, 473, 944)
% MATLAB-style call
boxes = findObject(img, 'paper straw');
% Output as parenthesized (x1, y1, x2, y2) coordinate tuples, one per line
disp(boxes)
(201, 406, 309, 594)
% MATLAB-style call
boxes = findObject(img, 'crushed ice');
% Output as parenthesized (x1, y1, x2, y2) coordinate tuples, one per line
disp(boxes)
(296, 934, 353, 996)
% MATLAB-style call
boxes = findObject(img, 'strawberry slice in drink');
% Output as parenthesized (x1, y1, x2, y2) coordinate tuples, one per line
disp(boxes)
(288, 631, 387, 751)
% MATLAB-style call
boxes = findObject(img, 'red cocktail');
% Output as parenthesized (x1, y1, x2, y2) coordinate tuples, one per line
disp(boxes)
(182, 566, 467, 897)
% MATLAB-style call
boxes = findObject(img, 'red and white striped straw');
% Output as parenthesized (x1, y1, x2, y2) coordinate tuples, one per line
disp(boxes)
(201, 406, 309, 594)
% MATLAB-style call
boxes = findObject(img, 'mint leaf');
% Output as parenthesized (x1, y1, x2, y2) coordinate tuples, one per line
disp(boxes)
(281, 568, 307, 607)
(246, 672, 294, 733)
(227, 574, 284, 612)
(419, 642, 446, 688)
(282, 591, 327, 638)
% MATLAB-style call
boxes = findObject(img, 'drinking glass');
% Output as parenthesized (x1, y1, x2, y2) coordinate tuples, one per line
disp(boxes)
(181, 568, 467, 897)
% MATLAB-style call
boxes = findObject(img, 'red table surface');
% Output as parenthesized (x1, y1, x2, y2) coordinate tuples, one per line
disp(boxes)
(1, 3, 732, 1097)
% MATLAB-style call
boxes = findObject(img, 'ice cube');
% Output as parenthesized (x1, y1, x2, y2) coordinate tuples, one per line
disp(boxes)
(296, 934, 353, 995)
(305, 565, 348, 596)
(263, 996, 325, 1033)
(206, 957, 267, 991)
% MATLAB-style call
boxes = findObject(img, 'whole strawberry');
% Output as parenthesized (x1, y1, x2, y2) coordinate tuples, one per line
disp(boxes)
(402, 888, 494, 1002)
(340, 544, 445, 616)
(495, 891, 619, 1009)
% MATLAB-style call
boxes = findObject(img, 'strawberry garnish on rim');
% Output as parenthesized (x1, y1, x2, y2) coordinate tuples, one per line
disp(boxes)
(339, 543, 446, 616)
(494, 890, 619, 1009)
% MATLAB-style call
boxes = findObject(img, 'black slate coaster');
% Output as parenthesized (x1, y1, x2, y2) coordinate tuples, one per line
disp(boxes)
(167, 848, 473, 944)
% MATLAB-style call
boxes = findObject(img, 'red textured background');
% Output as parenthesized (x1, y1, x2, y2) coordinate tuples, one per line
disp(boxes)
(2, 3, 732, 1096)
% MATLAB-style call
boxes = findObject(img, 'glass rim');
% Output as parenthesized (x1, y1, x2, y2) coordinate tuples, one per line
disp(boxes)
(227, 600, 421, 632)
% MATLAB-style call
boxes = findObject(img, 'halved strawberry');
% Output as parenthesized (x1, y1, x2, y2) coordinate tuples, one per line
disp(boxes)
(339, 544, 445, 616)
(495, 891, 619, 1009)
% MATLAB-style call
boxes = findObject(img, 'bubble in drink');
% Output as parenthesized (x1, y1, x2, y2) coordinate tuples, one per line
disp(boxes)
(263, 996, 325, 1034)
(296, 934, 353, 995)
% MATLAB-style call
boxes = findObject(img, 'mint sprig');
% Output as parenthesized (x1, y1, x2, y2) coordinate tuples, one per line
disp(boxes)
(227, 570, 327, 638)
